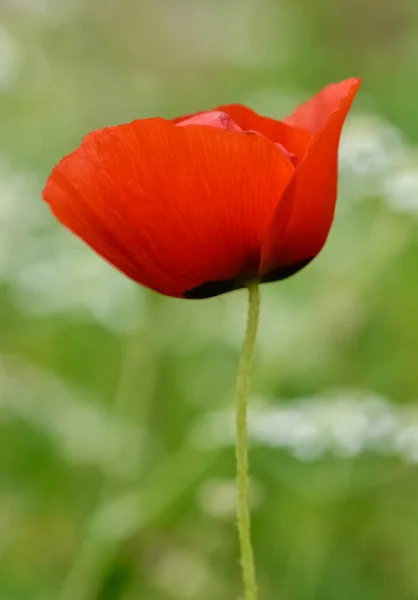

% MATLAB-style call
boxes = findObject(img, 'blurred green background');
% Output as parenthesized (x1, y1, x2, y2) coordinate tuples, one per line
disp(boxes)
(2, 0, 418, 599)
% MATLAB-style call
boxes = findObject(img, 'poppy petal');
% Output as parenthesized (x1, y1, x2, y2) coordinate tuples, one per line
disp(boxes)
(177, 110, 243, 132)
(215, 103, 311, 161)
(43, 119, 295, 298)
(260, 78, 361, 275)
(284, 78, 361, 134)
(175, 105, 311, 161)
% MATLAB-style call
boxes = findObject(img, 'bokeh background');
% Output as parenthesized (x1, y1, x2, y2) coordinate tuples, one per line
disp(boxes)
(2, 0, 418, 599)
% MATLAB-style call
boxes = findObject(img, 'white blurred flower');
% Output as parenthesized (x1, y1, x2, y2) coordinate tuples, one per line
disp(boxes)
(339, 113, 418, 219)
(13, 233, 145, 333)
(384, 167, 418, 215)
(191, 389, 418, 464)
(340, 115, 405, 180)
(0, 355, 144, 479)
(0, 163, 44, 231)
(0, 168, 44, 279)
(0, 162, 144, 332)
(338, 114, 407, 206)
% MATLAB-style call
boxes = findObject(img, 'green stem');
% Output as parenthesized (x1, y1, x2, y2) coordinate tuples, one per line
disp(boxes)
(235, 282, 260, 600)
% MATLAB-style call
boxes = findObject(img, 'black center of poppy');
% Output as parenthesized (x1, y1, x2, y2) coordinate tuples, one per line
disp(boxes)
(183, 258, 313, 299)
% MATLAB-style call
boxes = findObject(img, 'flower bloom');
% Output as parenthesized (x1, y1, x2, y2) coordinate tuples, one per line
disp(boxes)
(43, 78, 361, 299)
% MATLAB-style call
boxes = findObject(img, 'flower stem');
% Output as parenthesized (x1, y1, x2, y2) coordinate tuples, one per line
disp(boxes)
(235, 282, 260, 600)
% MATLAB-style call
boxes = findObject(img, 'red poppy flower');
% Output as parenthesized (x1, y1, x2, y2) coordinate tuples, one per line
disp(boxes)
(43, 78, 361, 299)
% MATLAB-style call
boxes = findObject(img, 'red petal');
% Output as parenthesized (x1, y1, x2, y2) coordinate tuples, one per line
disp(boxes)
(260, 78, 361, 274)
(216, 104, 311, 160)
(284, 78, 361, 133)
(43, 119, 294, 298)
(178, 110, 243, 132)
(174, 105, 310, 161)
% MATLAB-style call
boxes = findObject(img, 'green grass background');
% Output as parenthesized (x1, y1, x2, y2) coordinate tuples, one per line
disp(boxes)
(2, 0, 418, 598)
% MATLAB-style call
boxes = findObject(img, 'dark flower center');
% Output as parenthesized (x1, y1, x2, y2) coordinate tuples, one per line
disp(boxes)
(184, 258, 312, 299)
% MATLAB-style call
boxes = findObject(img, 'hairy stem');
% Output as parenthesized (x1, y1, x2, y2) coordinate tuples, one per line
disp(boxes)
(235, 282, 260, 600)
